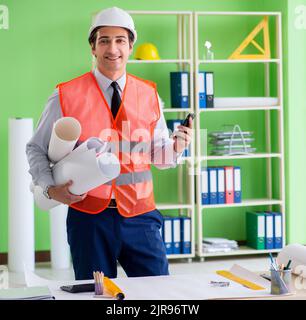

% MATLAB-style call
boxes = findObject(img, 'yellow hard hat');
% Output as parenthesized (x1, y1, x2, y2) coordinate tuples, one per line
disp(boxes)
(134, 43, 160, 60)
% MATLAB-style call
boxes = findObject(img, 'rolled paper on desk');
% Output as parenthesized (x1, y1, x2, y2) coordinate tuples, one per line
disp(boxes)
(48, 117, 81, 163)
(278, 244, 306, 277)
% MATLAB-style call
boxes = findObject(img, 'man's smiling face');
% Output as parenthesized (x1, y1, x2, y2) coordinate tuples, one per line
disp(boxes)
(91, 26, 133, 79)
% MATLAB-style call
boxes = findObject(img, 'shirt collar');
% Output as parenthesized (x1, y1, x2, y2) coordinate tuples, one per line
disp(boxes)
(94, 68, 126, 92)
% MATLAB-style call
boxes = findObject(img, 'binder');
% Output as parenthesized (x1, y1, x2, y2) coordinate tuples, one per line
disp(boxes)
(272, 212, 283, 249)
(208, 167, 217, 204)
(172, 217, 181, 254)
(201, 167, 209, 205)
(198, 71, 206, 108)
(224, 166, 234, 204)
(264, 212, 274, 250)
(180, 217, 191, 254)
(246, 211, 265, 250)
(163, 217, 173, 254)
(205, 72, 214, 108)
(170, 72, 189, 108)
(216, 167, 225, 204)
(234, 166, 242, 203)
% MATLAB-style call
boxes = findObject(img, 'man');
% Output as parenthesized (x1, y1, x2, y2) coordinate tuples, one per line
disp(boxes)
(26, 7, 193, 280)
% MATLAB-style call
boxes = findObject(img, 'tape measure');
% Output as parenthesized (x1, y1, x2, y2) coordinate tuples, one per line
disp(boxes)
(216, 270, 265, 290)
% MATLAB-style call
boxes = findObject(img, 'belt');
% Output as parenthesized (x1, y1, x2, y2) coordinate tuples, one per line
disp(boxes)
(108, 199, 117, 208)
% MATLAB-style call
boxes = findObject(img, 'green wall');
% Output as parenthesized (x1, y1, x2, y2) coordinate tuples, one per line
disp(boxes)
(0, 0, 305, 253)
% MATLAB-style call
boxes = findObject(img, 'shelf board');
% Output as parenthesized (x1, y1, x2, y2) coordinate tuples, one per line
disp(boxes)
(128, 59, 191, 64)
(198, 59, 280, 64)
(200, 153, 281, 161)
(157, 203, 193, 210)
(163, 108, 192, 113)
(196, 11, 281, 16)
(201, 246, 281, 257)
(199, 106, 281, 112)
(167, 253, 194, 259)
(201, 198, 283, 209)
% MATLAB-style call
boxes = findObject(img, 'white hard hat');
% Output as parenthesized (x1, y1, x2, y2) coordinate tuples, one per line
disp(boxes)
(89, 7, 137, 43)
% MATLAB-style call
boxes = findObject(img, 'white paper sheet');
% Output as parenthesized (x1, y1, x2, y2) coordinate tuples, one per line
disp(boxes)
(48, 117, 81, 163)
(278, 244, 306, 277)
(8, 118, 35, 273)
(50, 205, 71, 270)
(23, 267, 281, 300)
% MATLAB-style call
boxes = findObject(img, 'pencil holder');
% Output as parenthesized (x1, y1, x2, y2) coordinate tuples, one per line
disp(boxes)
(270, 268, 292, 295)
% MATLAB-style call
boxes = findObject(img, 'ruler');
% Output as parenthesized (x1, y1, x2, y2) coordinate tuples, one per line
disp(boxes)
(216, 270, 265, 290)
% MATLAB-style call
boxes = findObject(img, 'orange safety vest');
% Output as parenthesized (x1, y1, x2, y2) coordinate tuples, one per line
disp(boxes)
(57, 72, 160, 217)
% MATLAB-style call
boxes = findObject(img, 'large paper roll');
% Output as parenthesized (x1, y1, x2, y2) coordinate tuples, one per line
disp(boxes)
(53, 149, 120, 195)
(48, 117, 81, 163)
(50, 205, 71, 270)
(8, 118, 35, 273)
(278, 244, 306, 277)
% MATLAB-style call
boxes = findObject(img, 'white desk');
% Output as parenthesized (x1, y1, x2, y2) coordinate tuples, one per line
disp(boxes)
(25, 270, 305, 300)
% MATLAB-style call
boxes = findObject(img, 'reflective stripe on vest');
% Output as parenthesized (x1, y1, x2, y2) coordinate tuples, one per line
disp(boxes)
(105, 170, 152, 186)
(104, 141, 151, 153)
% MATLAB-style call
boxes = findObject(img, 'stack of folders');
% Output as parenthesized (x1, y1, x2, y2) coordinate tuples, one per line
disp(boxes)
(201, 166, 241, 205)
(170, 71, 214, 108)
(209, 130, 256, 155)
(161, 216, 191, 255)
(167, 119, 191, 157)
(246, 211, 283, 250)
(202, 237, 238, 253)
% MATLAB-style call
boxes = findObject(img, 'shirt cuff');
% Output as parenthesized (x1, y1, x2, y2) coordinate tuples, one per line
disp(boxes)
(35, 174, 55, 191)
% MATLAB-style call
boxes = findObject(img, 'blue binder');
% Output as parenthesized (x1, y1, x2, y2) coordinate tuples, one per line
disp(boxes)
(216, 167, 225, 204)
(172, 217, 181, 254)
(272, 212, 283, 249)
(208, 167, 217, 204)
(170, 72, 189, 108)
(234, 166, 242, 203)
(163, 217, 173, 254)
(180, 217, 191, 254)
(204, 72, 214, 108)
(201, 167, 209, 205)
(264, 212, 274, 249)
(198, 71, 206, 108)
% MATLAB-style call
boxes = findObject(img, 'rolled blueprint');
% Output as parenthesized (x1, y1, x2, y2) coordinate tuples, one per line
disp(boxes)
(30, 182, 61, 211)
(53, 148, 120, 195)
(48, 117, 81, 163)
(50, 205, 71, 270)
(8, 118, 35, 272)
(278, 244, 306, 277)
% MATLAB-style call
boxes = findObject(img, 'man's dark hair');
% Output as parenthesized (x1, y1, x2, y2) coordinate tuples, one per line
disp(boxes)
(88, 26, 134, 49)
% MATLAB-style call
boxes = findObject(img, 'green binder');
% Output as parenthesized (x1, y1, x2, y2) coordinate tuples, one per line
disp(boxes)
(246, 211, 265, 250)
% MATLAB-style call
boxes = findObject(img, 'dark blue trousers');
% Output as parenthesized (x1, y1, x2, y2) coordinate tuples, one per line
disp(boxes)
(66, 207, 169, 280)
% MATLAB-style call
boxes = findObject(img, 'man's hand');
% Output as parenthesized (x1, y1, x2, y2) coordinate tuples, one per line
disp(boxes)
(48, 180, 87, 205)
(173, 117, 193, 154)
